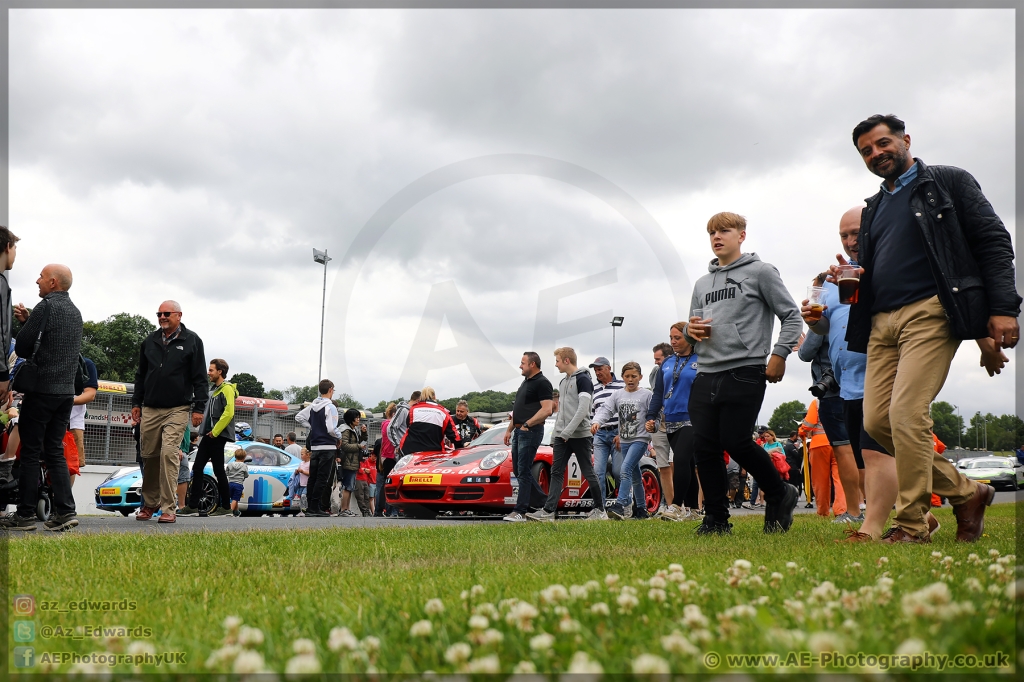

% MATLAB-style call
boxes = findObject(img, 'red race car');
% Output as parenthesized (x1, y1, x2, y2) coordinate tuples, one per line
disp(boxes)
(384, 420, 662, 518)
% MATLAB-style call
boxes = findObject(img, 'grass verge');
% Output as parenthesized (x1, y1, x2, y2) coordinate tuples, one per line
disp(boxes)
(6, 503, 1020, 676)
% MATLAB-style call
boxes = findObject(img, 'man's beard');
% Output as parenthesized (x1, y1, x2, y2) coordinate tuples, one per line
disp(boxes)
(870, 146, 911, 181)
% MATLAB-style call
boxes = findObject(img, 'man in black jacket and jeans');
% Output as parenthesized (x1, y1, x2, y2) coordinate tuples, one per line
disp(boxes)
(1, 264, 82, 532)
(841, 114, 1020, 544)
(130, 300, 208, 524)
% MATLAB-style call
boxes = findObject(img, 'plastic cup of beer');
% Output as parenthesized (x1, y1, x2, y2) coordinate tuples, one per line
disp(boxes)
(806, 286, 825, 323)
(837, 265, 861, 305)
(693, 307, 712, 339)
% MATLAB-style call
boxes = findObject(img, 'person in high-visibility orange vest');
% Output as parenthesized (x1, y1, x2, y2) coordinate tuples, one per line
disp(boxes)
(799, 399, 847, 518)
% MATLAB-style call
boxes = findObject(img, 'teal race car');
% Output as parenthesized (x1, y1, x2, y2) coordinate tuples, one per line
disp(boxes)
(94, 440, 302, 515)
(955, 457, 1024, 491)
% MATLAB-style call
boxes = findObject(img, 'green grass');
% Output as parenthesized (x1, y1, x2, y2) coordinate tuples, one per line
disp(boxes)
(6, 504, 1020, 676)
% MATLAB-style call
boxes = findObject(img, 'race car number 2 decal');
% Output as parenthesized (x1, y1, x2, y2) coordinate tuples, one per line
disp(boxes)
(567, 454, 581, 488)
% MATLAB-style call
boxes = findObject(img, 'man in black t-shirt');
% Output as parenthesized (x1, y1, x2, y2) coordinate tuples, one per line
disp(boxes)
(452, 400, 481, 449)
(503, 352, 553, 522)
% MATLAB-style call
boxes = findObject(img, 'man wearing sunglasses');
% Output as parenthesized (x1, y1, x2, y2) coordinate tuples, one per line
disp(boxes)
(130, 301, 208, 523)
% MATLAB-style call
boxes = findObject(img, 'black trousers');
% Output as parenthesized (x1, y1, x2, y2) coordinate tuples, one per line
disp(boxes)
(689, 366, 786, 526)
(187, 434, 231, 509)
(17, 393, 75, 518)
(666, 425, 700, 509)
(306, 449, 337, 514)
(544, 436, 602, 513)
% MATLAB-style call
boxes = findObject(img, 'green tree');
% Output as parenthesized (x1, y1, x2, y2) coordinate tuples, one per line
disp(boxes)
(333, 393, 364, 410)
(286, 385, 320, 404)
(230, 372, 265, 398)
(768, 400, 808, 437)
(930, 401, 963, 449)
(266, 389, 284, 401)
(81, 313, 157, 381)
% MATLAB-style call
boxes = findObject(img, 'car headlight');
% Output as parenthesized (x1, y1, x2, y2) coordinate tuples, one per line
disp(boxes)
(101, 467, 138, 484)
(479, 450, 509, 471)
(392, 455, 414, 472)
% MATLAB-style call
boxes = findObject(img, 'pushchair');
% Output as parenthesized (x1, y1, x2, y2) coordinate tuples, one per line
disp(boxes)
(0, 459, 55, 521)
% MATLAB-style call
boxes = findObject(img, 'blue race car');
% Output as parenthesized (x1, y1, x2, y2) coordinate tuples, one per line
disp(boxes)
(94, 440, 302, 516)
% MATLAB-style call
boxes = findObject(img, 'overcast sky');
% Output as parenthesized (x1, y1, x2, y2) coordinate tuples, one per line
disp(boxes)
(8, 8, 1016, 424)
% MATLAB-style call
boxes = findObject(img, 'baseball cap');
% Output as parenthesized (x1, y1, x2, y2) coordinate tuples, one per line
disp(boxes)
(589, 356, 611, 368)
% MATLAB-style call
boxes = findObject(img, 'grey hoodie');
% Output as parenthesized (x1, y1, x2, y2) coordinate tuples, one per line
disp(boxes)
(552, 368, 594, 439)
(684, 253, 801, 373)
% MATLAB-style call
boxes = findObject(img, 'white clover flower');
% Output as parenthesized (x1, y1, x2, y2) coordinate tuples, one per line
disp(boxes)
(232, 650, 267, 674)
(895, 638, 927, 656)
(648, 588, 667, 603)
(554, 605, 570, 617)
(721, 604, 757, 620)
(460, 590, 469, 601)
(786, 561, 799, 573)
(479, 629, 504, 646)
(616, 591, 640, 613)
(513, 660, 537, 674)
(127, 640, 155, 657)
(222, 615, 243, 634)
(877, 556, 889, 566)
(733, 559, 752, 571)
(989, 549, 1000, 557)
(808, 631, 844, 654)
(444, 642, 472, 665)
(841, 619, 857, 632)
(570, 584, 589, 600)
(292, 638, 316, 655)
(567, 651, 603, 674)
(754, 595, 770, 606)
(809, 581, 839, 603)
(681, 604, 709, 629)
(584, 580, 601, 592)
(328, 627, 358, 652)
(506, 601, 540, 631)
(530, 632, 556, 651)
(964, 577, 983, 593)
(541, 584, 570, 604)
(361, 636, 380, 654)
(205, 644, 242, 669)
(649, 575, 667, 589)
(748, 575, 764, 588)
(467, 655, 501, 674)
(410, 620, 433, 637)
(285, 653, 322, 675)
(661, 630, 698, 655)
(605, 574, 620, 587)
(468, 615, 489, 631)
(632, 653, 671, 675)
(931, 551, 942, 560)
(769, 572, 783, 588)
(987, 584, 1004, 596)
(669, 563, 683, 573)
(238, 626, 264, 648)
(591, 602, 611, 616)
(424, 598, 445, 616)
(474, 602, 499, 619)
(690, 628, 714, 645)
(470, 584, 485, 598)
(558, 618, 582, 633)
(668, 571, 686, 583)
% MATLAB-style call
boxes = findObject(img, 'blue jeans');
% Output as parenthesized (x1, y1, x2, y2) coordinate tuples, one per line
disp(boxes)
(614, 440, 648, 508)
(512, 425, 546, 514)
(592, 427, 618, 507)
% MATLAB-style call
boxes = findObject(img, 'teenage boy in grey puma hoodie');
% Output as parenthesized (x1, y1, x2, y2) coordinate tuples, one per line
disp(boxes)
(526, 347, 605, 522)
(684, 212, 802, 535)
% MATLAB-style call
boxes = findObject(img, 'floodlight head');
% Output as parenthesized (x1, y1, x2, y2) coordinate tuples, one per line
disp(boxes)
(611, 316, 624, 327)
(313, 248, 332, 265)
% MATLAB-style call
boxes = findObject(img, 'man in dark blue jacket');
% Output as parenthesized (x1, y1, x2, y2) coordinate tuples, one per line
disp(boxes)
(841, 114, 1019, 544)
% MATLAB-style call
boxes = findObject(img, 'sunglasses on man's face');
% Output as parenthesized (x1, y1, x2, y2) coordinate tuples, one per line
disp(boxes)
(156, 311, 177, 318)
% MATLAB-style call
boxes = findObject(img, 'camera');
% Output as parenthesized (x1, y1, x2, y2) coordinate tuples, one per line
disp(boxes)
(808, 368, 839, 398)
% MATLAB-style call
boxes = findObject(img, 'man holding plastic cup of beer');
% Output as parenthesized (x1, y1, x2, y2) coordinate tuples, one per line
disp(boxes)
(836, 114, 1020, 544)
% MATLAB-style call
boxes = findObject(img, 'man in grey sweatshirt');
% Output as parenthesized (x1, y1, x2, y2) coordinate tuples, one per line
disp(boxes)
(526, 347, 605, 521)
(684, 212, 802, 535)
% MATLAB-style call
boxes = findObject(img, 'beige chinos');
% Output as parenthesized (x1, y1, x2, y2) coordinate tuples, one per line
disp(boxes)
(140, 405, 190, 514)
(862, 295, 977, 538)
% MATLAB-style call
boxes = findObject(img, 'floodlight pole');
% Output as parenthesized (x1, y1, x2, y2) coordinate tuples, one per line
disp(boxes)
(313, 248, 333, 382)
(610, 317, 624, 373)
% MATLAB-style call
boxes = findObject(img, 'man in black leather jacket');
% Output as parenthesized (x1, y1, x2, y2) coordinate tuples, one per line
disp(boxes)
(837, 114, 1019, 544)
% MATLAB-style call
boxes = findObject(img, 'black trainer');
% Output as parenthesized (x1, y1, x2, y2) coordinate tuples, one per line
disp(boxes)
(695, 520, 733, 536)
(0, 513, 38, 531)
(764, 483, 799, 533)
(44, 513, 79, 532)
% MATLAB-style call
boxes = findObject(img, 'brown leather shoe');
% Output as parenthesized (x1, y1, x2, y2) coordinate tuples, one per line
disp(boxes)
(157, 511, 176, 523)
(952, 482, 995, 543)
(135, 505, 158, 521)
(835, 528, 873, 543)
(879, 526, 931, 544)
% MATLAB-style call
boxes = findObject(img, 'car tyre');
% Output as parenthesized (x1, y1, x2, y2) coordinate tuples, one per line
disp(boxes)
(186, 475, 221, 514)
(119, 510, 132, 517)
(639, 463, 662, 514)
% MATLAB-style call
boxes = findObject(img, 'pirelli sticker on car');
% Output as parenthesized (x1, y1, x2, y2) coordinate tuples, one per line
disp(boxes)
(567, 455, 582, 488)
(99, 487, 119, 496)
(404, 474, 442, 485)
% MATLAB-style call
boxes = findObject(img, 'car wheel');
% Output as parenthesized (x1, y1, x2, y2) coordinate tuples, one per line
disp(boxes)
(186, 475, 221, 513)
(119, 510, 132, 517)
(640, 464, 662, 514)
(531, 462, 551, 495)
